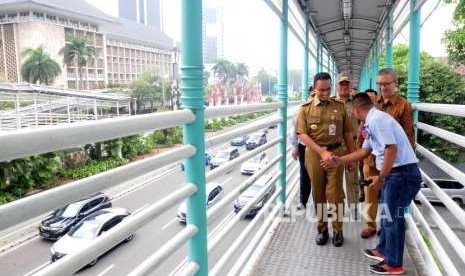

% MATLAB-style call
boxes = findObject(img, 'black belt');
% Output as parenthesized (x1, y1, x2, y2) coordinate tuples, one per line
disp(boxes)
(390, 163, 417, 173)
(322, 142, 342, 151)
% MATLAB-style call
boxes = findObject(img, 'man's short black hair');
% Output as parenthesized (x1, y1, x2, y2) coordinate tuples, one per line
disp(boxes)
(313, 72, 332, 88)
(364, 88, 378, 95)
(308, 85, 313, 93)
(352, 93, 373, 109)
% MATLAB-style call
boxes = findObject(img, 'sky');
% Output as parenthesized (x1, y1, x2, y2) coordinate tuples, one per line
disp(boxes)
(87, 0, 456, 76)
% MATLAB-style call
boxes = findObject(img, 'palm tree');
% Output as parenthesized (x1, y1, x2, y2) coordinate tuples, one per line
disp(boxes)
(20, 46, 61, 85)
(235, 63, 249, 84)
(212, 59, 235, 84)
(59, 36, 95, 89)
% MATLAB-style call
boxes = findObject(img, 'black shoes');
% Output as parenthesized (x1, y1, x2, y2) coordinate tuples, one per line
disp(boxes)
(315, 230, 329, 245)
(332, 231, 344, 247)
(316, 230, 343, 246)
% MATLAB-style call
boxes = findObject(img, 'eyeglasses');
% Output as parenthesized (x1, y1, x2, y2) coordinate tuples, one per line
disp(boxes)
(376, 81, 394, 87)
(338, 81, 350, 86)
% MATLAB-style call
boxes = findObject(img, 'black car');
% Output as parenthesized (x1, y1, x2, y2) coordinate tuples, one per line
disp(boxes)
(245, 133, 267, 150)
(39, 193, 112, 240)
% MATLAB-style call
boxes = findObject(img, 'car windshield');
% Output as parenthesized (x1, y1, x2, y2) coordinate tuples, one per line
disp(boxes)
(60, 203, 82, 218)
(215, 151, 229, 158)
(242, 186, 262, 198)
(68, 221, 101, 239)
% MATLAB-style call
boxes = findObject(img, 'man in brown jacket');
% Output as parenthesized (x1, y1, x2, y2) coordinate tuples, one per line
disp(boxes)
(361, 68, 415, 239)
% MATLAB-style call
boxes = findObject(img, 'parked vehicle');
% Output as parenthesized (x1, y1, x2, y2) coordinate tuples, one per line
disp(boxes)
(234, 174, 275, 217)
(177, 182, 224, 222)
(209, 147, 240, 169)
(245, 132, 267, 150)
(39, 193, 112, 240)
(419, 179, 465, 206)
(230, 135, 249, 146)
(50, 207, 134, 266)
(240, 152, 268, 175)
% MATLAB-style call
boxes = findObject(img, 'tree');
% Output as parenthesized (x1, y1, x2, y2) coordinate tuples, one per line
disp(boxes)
(235, 62, 249, 84)
(130, 73, 162, 113)
(381, 44, 465, 162)
(252, 68, 277, 95)
(20, 46, 61, 85)
(212, 59, 236, 84)
(443, 0, 465, 64)
(60, 36, 96, 89)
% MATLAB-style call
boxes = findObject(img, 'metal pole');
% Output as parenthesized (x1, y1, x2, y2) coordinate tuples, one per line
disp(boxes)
(162, 78, 166, 107)
(386, 6, 393, 68)
(34, 94, 38, 127)
(116, 101, 120, 117)
(373, 39, 379, 80)
(93, 99, 98, 120)
(408, 0, 421, 142)
(67, 97, 71, 123)
(316, 39, 321, 73)
(277, 0, 288, 205)
(302, 15, 309, 101)
(181, 0, 208, 275)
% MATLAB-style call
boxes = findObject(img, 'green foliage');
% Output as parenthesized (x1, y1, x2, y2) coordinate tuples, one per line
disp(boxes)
(60, 158, 128, 179)
(443, 0, 465, 64)
(121, 135, 147, 158)
(21, 46, 61, 85)
(0, 153, 61, 203)
(380, 44, 465, 162)
(252, 69, 277, 95)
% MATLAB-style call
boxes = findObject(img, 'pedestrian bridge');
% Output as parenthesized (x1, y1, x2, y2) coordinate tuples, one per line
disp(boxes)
(0, 0, 464, 275)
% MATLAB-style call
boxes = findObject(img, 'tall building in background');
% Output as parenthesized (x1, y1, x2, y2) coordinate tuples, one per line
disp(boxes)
(119, 0, 161, 30)
(203, 0, 224, 65)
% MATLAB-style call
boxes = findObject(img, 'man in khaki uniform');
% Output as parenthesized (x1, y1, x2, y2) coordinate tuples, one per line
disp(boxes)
(296, 72, 355, 247)
(332, 72, 360, 218)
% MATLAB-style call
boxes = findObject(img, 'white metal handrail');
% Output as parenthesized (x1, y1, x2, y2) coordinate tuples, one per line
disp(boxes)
(413, 103, 465, 117)
(0, 110, 195, 161)
(0, 145, 196, 231)
(205, 103, 281, 119)
(416, 122, 465, 148)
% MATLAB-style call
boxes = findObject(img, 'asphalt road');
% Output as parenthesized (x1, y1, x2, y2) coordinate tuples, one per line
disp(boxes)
(0, 128, 286, 276)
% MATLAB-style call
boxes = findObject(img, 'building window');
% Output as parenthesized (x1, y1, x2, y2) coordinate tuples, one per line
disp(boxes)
(46, 15, 56, 22)
(33, 12, 44, 19)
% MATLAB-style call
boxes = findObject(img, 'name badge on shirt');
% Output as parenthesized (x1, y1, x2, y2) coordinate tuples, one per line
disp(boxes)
(329, 123, 336, 136)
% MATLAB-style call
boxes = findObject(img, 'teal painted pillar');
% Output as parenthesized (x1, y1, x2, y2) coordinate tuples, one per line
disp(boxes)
(181, 1, 208, 275)
(316, 40, 321, 72)
(302, 16, 309, 101)
(407, 0, 421, 142)
(277, 0, 288, 205)
(386, 6, 393, 68)
(373, 39, 379, 82)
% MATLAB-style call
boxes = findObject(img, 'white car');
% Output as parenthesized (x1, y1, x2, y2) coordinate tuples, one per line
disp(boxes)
(50, 207, 134, 266)
(177, 182, 225, 222)
(419, 179, 465, 206)
(240, 152, 268, 175)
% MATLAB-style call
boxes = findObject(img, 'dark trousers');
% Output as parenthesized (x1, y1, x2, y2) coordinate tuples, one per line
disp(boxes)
(376, 163, 421, 267)
(298, 143, 311, 207)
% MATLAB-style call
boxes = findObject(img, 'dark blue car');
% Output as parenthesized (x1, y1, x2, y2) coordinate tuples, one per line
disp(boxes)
(180, 153, 212, 171)
(230, 135, 249, 146)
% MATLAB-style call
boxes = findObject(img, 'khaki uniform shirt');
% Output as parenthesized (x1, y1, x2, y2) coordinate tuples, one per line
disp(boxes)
(332, 95, 359, 138)
(295, 96, 353, 146)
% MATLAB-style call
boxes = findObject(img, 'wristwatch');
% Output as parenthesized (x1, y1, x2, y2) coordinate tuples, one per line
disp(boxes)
(379, 175, 387, 182)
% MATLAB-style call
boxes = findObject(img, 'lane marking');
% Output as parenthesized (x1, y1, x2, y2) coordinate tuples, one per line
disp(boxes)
(23, 261, 50, 276)
(161, 218, 178, 230)
(96, 264, 115, 276)
(0, 236, 39, 257)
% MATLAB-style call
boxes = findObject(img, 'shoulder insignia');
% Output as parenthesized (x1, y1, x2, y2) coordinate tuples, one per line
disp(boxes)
(301, 97, 313, 107)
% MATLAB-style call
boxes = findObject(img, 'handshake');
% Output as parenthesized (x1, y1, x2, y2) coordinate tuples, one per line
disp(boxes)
(319, 153, 355, 172)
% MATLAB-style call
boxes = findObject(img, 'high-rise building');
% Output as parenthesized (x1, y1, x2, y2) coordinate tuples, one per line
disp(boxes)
(203, 0, 224, 65)
(0, 0, 176, 89)
(118, 0, 161, 30)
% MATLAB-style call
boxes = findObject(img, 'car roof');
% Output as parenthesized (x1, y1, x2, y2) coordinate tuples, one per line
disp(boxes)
(62, 192, 106, 208)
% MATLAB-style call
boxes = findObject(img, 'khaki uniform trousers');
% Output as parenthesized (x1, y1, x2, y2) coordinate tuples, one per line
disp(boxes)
(343, 142, 359, 208)
(306, 147, 345, 233)
(363, 164, 380, 230)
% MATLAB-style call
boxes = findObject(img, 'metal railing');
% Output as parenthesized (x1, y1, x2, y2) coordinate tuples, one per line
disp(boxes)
(405, 102, 465, 275)
(0, 100, 293, 275)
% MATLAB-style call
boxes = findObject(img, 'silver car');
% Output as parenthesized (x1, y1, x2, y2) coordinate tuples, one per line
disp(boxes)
(50, 207, 134, 266)
(419, 179, 465, 206)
